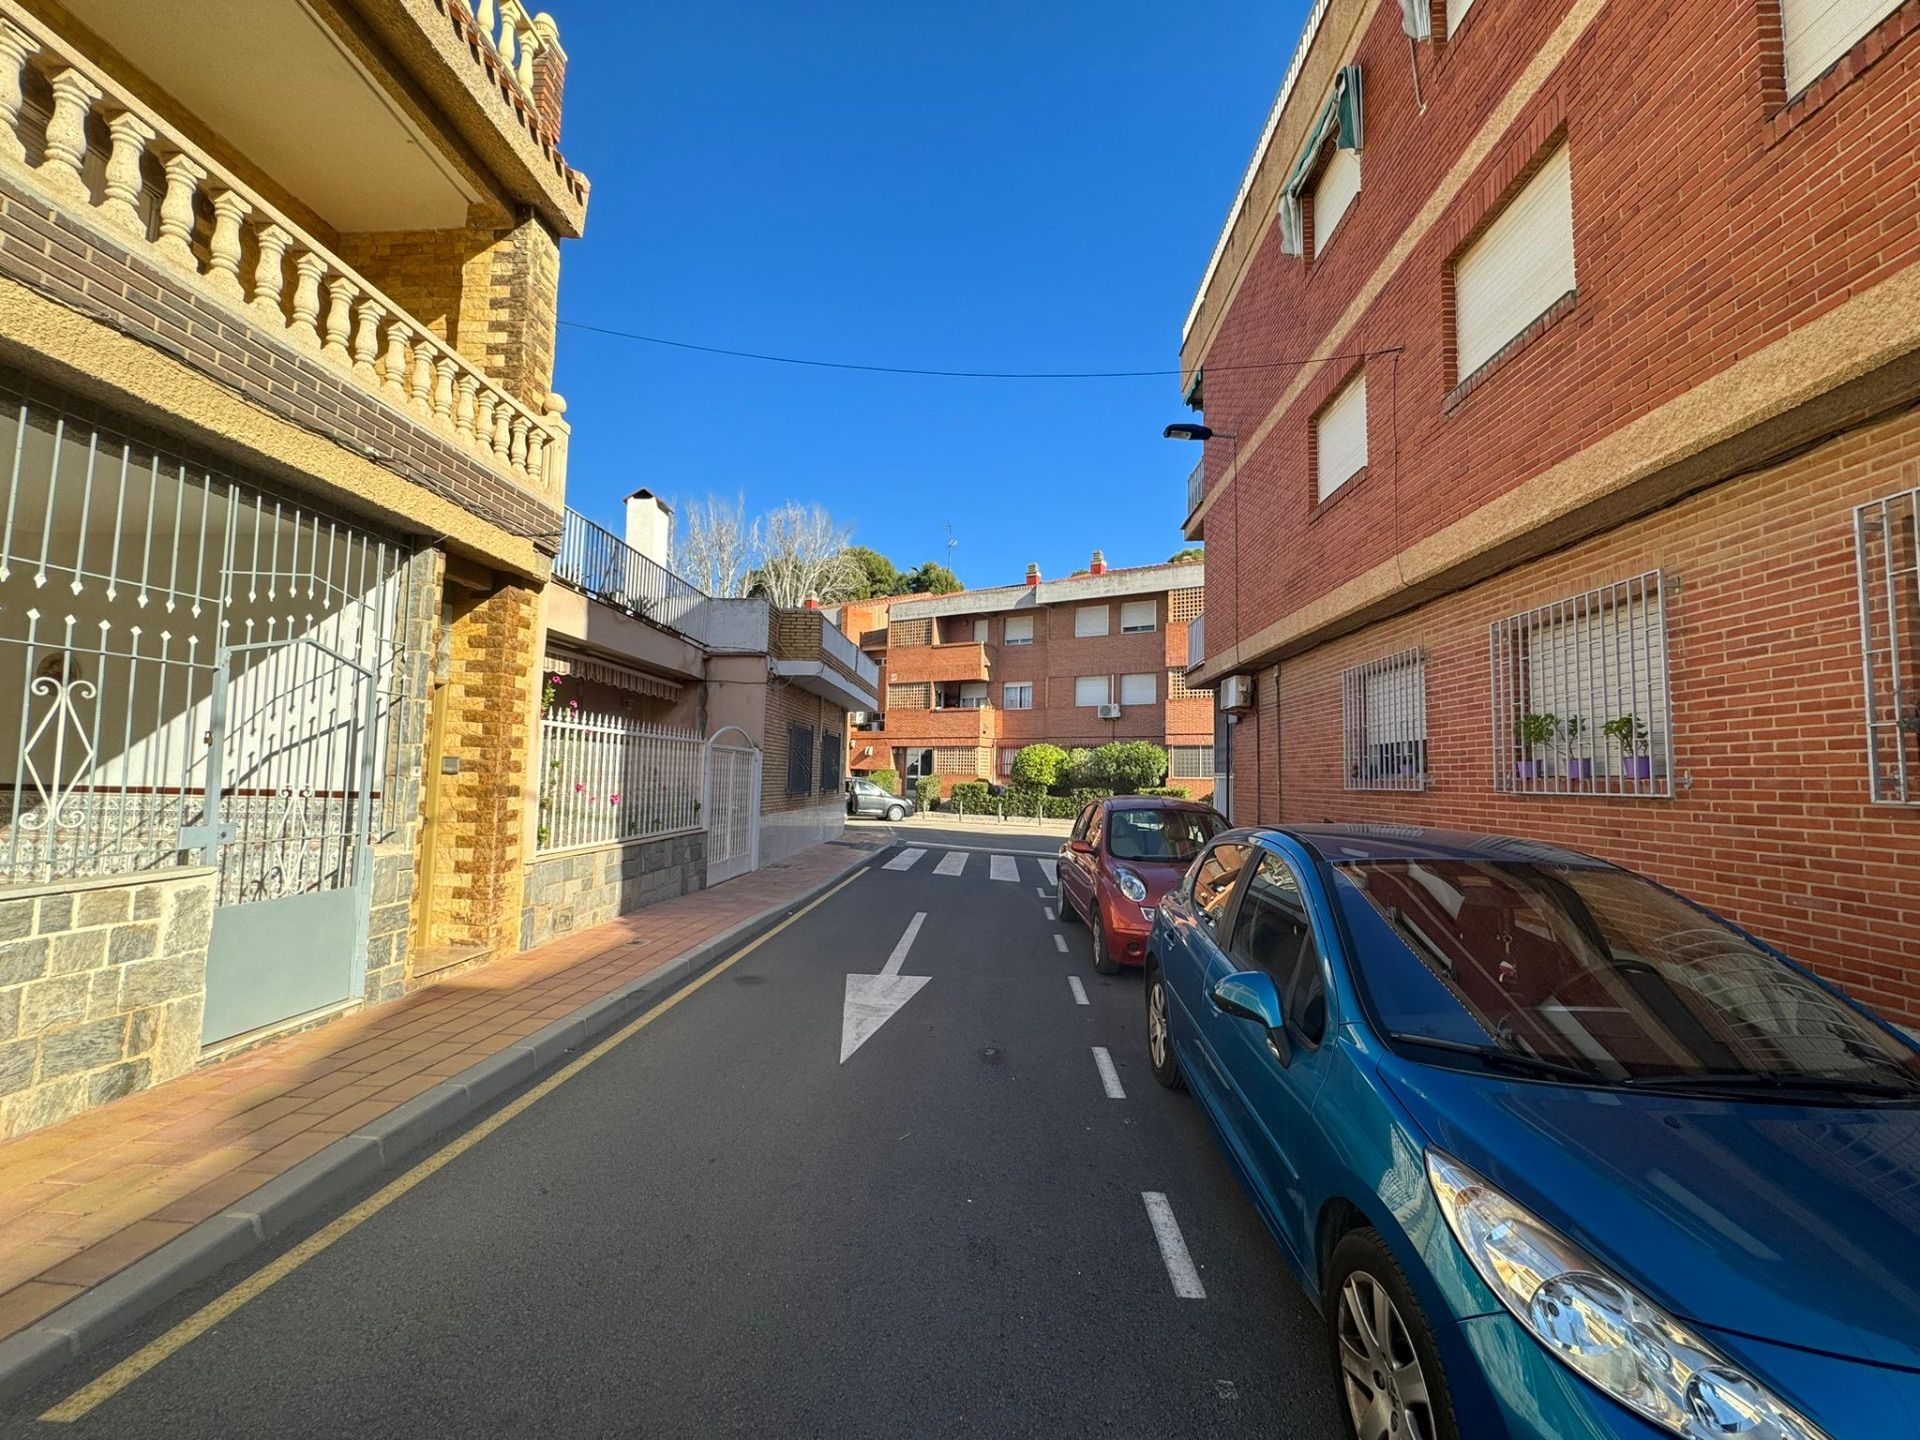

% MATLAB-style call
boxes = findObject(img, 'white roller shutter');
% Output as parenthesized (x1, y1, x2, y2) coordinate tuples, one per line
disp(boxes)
(1445, 0, 1476, 37)
(1075, 676, 1110, 707)
(1004, 614, 1033, 644)
(1783, 0, 1901, 92)
(1120, 673, 1157, 705)
(1313, 147, 1362, 253)
(1120, 599, 1157, 632)
(1075, 605, 1110, 637)
(1314, 372, 1369, 502)
(1455, 144, 1575, 380)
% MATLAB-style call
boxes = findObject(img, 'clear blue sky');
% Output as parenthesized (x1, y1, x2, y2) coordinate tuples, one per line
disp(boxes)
(552, 0, 1306, 590)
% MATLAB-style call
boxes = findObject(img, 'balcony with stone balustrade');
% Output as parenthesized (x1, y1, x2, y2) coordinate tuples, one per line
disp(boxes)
(0, 1, 571, 518)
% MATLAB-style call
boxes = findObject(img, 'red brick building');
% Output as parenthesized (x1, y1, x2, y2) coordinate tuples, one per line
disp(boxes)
(831, 555, 1214, 799)
(1181, 0, 1920, 1022)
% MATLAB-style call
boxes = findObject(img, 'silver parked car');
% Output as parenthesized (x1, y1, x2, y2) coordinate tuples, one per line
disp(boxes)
(846, 777, 915, 822)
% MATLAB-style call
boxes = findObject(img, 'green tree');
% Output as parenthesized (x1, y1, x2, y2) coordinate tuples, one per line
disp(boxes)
(841, 546, 902, 600)
(1082, 741, 1169, 795)
(903, 561, 963, 594)
(1009, 743, 1070, 791)
(1168, 546, 1204, 565)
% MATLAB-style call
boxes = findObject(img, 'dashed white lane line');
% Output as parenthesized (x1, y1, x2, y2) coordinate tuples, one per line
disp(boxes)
(989, 854, 1019, 882)
(1053, 933, 1068, 953)
(1143, 1192, 1206, 1299)
(1068, 976, 1089, 1006)
(883, 848, 925, 872)
(933, 850, 967, 877)
(1038, 858, 1059, 885)
(1043, 906, 1055, 921)
(1035, 887, 1048, 898)
(1092, 1046, 1126, 1099)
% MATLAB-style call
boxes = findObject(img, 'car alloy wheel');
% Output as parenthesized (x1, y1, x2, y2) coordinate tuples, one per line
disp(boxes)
(1337, 1272, 1436, 1440)
(885, 804, 905, 822)
(1057, 878, 1080, 924)
(1145, 970, 1183, 1090)
(1090, 907, 1120, 975)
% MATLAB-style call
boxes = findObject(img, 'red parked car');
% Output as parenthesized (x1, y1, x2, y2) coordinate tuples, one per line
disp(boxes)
(1057, 797, 1228, 973)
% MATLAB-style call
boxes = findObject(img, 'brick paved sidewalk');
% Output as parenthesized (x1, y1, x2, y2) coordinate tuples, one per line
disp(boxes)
(0, 834, 886, 1345)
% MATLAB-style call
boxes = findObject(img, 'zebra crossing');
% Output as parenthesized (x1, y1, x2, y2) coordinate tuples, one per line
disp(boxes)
(877, 847, 1059, 886)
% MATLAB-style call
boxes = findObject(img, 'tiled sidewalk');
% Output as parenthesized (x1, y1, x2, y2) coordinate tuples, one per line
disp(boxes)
(0, 834, 885, 1344)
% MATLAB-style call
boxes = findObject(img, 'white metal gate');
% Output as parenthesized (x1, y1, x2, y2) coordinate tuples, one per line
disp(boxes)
(703, 726, 760, 886)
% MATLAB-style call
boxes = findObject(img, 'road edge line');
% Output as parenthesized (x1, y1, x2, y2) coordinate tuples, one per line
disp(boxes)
(0, 843, 887, 1409)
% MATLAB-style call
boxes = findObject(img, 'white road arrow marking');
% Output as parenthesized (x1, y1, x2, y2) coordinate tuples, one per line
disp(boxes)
(840, 911, 931, 1063)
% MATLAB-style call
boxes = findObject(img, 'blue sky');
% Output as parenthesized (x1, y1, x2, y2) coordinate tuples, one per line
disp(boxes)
(552, 0, 1305, 590)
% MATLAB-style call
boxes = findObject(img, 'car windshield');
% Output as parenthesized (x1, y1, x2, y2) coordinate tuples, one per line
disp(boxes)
(1105, 808, 1223, 863)
(1334, 858, 1920, 1094)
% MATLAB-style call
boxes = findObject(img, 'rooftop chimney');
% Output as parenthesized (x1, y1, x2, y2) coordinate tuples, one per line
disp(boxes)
(624, 488, 673, 568)
(1025, 562, 1040, 587)
(803, 594, 820, 610)
(1089, 549, 1107, 576)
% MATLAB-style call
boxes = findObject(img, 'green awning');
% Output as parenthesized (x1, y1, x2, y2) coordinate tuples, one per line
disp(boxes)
(1278, 65, 1365, 257)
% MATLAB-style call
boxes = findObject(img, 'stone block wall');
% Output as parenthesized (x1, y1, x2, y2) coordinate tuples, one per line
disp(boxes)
(0, 868, 214, 1140)
(519, 831, 707, 951)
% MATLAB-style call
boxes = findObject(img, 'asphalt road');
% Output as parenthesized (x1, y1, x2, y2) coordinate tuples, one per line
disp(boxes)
(4, 840, 1346, 1439)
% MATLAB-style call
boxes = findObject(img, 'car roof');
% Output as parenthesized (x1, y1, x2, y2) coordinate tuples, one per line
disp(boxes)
(1101, 795, 1220, 813)
(1254, 823, 1613, 869)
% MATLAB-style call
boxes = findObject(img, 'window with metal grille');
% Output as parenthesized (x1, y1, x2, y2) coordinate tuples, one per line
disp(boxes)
(1342, 650, 1428, 791)
(887, 681, 930, 710)
(1170, 745, 1215, 779)
(1855, 486, 1920, 803)
(786, 722, 814, 795)
(1489, 572, 1671, 797)
(819, 731, 842, 793)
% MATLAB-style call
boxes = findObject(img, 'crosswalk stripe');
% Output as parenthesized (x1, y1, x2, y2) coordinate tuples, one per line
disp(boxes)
(933, 851, 967, 876)
(1038, 858, 1059, 885)
(883, 848, 926, 872)
(989, 855, 1019, 882)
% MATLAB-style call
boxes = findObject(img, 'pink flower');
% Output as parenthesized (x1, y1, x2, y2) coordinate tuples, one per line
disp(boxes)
(574, 782, 584, 793)
(568, 698, 578, 709)
(609, 794, 621, 805)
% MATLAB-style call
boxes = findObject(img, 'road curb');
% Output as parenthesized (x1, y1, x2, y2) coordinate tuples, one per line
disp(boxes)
(0, 845, 885, 1407)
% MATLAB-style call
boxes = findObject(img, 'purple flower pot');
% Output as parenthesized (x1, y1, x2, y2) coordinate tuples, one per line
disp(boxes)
(1515, 760, 1539, 781)
(1623, 756, 1653, 781)
(1566, 758, 1594, 780)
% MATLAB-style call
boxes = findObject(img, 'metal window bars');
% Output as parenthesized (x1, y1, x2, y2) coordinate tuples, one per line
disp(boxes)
(1342, 649, 1428, 791)
(535, 712, 705, 853)
(1855, 485, 1920, 804)
(1488, 570, 1672, 798)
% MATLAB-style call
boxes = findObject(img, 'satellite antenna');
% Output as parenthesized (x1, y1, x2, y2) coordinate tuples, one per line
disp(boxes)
(945, 522, 957, 568)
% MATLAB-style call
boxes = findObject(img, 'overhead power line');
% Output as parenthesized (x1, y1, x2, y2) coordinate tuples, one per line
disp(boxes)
(556, 318, 1400, 381)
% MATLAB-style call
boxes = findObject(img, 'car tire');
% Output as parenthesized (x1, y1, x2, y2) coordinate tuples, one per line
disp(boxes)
(885, 804, 905, 822)
(1325, 1230, 1461, 1440)
(1145, 966, 1184, 1091)
(1090, 906, 1121, 975)
(1057, 877, 1081, 925)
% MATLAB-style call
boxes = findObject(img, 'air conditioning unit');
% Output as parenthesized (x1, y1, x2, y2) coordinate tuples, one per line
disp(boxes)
(1219, 673, 1255, 713)
(1096, 703, 1123, 720)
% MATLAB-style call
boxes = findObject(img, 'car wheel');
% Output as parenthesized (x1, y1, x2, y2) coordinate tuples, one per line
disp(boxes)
(1090, 906, 1121, 975)
(1056, 877, 1081, 924)
(1145, 967, 1184, 1091)
(885, 804, 905, 822)
(1327, 1230, 1460, 1440)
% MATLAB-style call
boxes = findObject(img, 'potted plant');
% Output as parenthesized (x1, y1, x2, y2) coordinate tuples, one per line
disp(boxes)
(1561, 716, 1593, 781)
(1516, 712, 1559, 781)
(1604, 714, 1653, 780)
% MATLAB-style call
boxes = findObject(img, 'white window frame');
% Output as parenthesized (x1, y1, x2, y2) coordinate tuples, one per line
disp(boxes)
(1004, 614, 1034, 646)
(1782, 0, 1902, 94)
(1119, 673, 1157, 706)
(1489, 571, 1672, 797)
(999, 747, 1019, 775)
(1074, 605, 1110, 638)
(973, 617, 989, 643)
(1454, 144, 1575, 383)
(1170, 745, 1215, 780)
(1342, 650, 1428, 792)
(1314, 371, 1368, 502)
(1312, 146, 1361, 255)
(1003, 682, 1033, 711)
(1445, 0, 1476, 38)
(1074, 675, 1111, 708)
(1120, 599, 1157, 633)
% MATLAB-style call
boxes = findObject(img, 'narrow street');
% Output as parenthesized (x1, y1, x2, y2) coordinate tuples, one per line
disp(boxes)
(1, 829, 1345, 1438)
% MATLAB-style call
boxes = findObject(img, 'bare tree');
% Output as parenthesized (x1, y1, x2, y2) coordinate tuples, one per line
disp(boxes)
(750, 502, 862, 608)
(676, 493, 753, 598)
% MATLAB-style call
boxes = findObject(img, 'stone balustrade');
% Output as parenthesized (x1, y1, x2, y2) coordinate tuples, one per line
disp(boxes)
(0, 2, 569, 503)
(473, 0, 556, 93)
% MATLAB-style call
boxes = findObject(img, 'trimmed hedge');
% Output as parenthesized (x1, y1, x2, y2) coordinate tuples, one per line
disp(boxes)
(914, 775, 939, 809)
(869, 768, 898, 795)
(1139, 786, 1191, 799)
(949, 781, 993, 810)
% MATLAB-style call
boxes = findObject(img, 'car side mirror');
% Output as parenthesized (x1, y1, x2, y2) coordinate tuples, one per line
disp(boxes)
(1067, 840, 1095, 856)
(1209, 971, 1292, 1066)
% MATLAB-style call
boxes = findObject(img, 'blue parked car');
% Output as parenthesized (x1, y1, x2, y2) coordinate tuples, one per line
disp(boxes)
(1145, 825, 1920, 1440)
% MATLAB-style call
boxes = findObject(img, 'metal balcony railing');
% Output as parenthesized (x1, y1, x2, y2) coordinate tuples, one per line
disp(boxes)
(821, 615, 882, 690)
(554, 510, 709, 644)
(1186, 458, 1207, 517)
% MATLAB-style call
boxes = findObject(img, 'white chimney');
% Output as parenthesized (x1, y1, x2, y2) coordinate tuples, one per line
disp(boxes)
(624, 488, 673, 567)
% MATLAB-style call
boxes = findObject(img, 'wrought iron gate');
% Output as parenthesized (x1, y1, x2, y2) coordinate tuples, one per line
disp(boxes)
(703, 727, 760, 885)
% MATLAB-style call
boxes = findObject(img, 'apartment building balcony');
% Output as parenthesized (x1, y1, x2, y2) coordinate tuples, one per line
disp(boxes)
(892, 704, 995, 744)
(770, 608, 882, 713)
(886, 640, 992, 685)
(0, 3, 569, 512)
(547, 509, 708, 680)
(1187, 613, 1205, 670)
(1184, 457, 1207, 539)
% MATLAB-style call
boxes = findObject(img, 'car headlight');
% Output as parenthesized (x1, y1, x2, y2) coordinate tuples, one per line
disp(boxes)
(1114, 868, 1147, 903)
(1426, 1151, 1827, 1440)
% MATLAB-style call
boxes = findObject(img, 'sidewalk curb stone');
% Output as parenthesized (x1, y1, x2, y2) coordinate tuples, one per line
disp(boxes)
(0, 845, 884, 1406)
